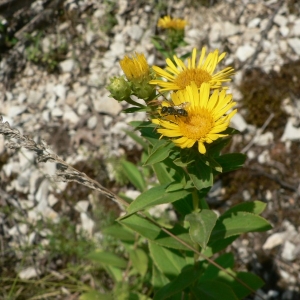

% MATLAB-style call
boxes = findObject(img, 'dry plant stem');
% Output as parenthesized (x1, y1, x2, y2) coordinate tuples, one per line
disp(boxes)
(0, 116, 263, 299)
(241, 112, 274, 153)
(0, 116, 128, 210)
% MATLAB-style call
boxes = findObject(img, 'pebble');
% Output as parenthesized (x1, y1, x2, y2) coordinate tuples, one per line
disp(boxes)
(236, 44, 255, 62)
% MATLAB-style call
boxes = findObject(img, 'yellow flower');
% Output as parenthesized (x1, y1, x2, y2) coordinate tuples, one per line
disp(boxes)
(150, 47, 234, 92)
(152, 82, 237, 154)
(157, 16, 187, 30)
(119, 52, 150, 82)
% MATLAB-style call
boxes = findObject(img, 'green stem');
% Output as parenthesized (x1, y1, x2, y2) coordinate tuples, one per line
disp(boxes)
(192, 189, 199, 212)
(126, 97, 144, 108)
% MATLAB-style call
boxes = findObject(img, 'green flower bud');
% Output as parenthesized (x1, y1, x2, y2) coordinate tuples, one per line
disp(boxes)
(107, 76, 131, 102)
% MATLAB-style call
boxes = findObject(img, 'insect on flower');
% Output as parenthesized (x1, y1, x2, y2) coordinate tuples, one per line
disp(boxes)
(161, 102, 189, 117)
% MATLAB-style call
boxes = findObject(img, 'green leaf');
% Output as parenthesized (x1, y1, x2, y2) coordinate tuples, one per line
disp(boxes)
(152, 264, 170, 290)
(192, 280, 238, 300)
(125, 185, 190, 215)
(153, 266, 202, 300)
(199, 155, 222, 173)
(152, 162, 174, 185)
(187, 158, 213, 190)
(185, 210, 218, 249)
(121, 160, 146, 192)
(211, 212, 272, 241)
(87, 251, 127, 269)
(149, 242, 189, 280)
(105, 265, 123, 282)
(119, 214, 193, 250)
(165, 182, 184, 192)
(206, 138, 231, 157)
(123, 129, 148, 149)
(199, 253, 234, 282)
(129, 248, 148, 277)
(227, 272, 264, 299)
(203, 236, 238, 257)
(222, 200, 267, 217)
(214, 153, 246, 173)
(102, 224, 135, 242)
(79, 291, 113, 300)
(139, 123, 161, 145)
(144, 140, 175, 165)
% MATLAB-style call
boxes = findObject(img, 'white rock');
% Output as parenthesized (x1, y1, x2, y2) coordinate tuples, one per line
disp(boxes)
(274, 14, 288, 27)
(223, 21, 240, 37)
(248, 18, 261, 28)
(236, 45, 255, 62)
(127, 25, 143, 41)
(103, 115, 113, 127)
(230, 112, 248, 132)
(149, 203, 171, 218)
(92, 92, 122, 116)
(279, 26, 289, 37)
(0, 135, 4, 155)
(80, 212, 95, 236)
(75, 200, 89, 212)
(35, 179, 49, 208)
(85, 30, 95, 45)
(77, 103, 89, 115)
(19, 267, 41, 279)
(8, 223, 28, 236)
(209, 23, 221, 43)
(281, 241, 296, 261)
(17, 93, 27, 103)
(48, 194, 59, 207)
(263, 232, 286, 250)
(42, 110, 50, 122)
(254, 131, 274, 146)
(291, 19, 300, 37)
(281, 118, 300, 141)
(63, 110, 80, 124)
(124, 189, 141, 200)
(59, 59, 76, 73)
(287, 38, 300, 55)
(258, 149, 271, 164)
(53, 84, 67, 100)
(110, 41, 125, 57)
(6, 105, 27, 118)
(27, 90, 44, 104)
(51, 107, 63, 118)
(87, 115, 97, 129)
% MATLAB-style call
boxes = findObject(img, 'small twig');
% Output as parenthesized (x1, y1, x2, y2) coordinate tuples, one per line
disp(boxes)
(241, 112, 274, 153)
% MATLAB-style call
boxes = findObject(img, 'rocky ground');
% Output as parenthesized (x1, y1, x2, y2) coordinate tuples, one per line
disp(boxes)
(0, 0, 300, 299)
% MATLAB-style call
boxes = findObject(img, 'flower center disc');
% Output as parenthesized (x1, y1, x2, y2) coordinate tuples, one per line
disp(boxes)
(179, 109, 214, 140)
(174, 69, 212, 89)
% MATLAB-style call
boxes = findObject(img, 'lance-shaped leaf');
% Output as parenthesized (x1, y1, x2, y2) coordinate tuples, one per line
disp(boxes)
(185, 210, 218, 249)
(119, 214, 193, 250)
(210, 212, 272, 241)
(125, 184, 190, 215)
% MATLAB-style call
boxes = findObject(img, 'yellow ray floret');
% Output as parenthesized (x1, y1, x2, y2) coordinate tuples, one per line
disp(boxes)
(150, 47, 234, 92)
(119, 52, 150, 81)
(157, 16, 187, 30)
(152, 82, 237, 154)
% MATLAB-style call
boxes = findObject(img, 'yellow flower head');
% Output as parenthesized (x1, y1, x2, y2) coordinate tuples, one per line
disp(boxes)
(119, 52, 150, 82)
(157, 16, 187, 30)
(152, 82, 237, 154)
(150, 47, 234, 92)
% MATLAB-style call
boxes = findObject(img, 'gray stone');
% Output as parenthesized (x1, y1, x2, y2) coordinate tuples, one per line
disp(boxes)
(287, 38, 300, 55)
(59, 59, 76, 73)
(236, 44, 255, 62)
